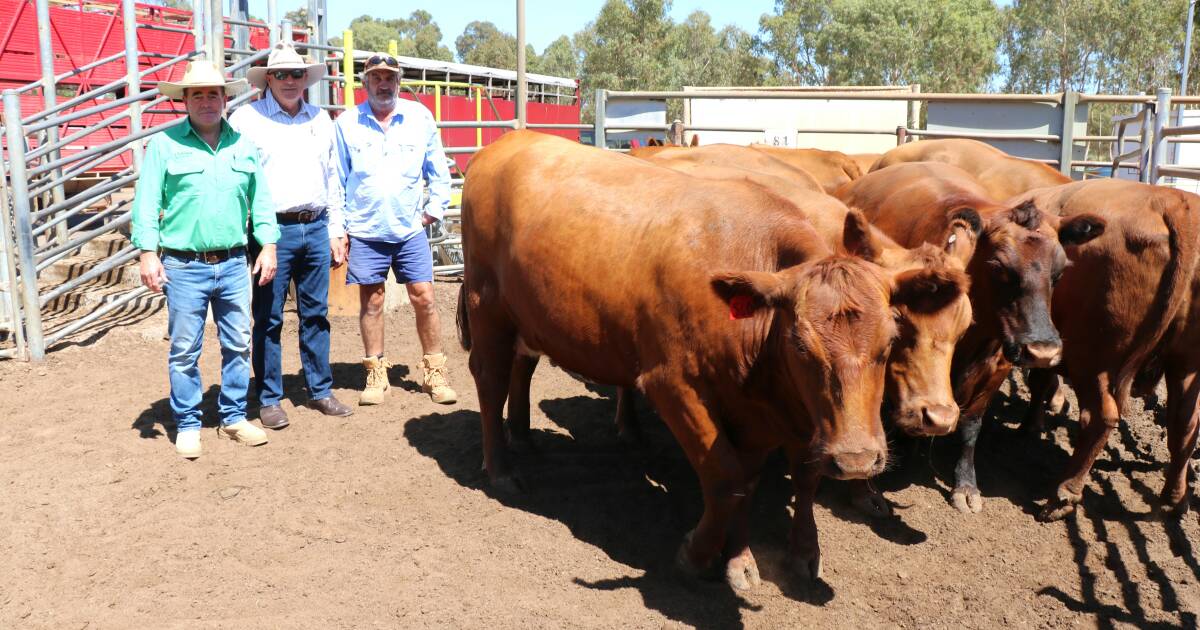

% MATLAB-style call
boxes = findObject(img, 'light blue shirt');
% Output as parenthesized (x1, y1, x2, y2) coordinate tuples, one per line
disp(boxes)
(228, 91, 344, 233)
(333, 99, 451, 242)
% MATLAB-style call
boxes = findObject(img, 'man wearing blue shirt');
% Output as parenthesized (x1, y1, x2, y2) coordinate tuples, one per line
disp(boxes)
(332, 54, 457, 406)
(230, 42, 354, 429)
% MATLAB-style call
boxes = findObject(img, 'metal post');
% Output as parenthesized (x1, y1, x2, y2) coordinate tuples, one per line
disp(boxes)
(1151, 87, 1173, 183)
(1174, 0, 1196, 170)
(35, 0, 67, 247)
(1058, 90, 1077, 177)
(516, 0, 527, 129)
(342, 29, 355, 108)
(191, 0, 206, 54)
(208, 0, 224, 67)
(896, 125, 908, 146)
(0, 136, 27, 358)
(306, 0, 324, 107)
(593, 89, 606, 148)
(388, 40, 398, 57)
(121, 0, 143, 169)
(282, 20, 292, 45)
(232, 0, 249, 77)
(4, 91, 46, 361)
(267, 0, 278, 47)
(908, 84, 921, 132)
(1138, 96, 1153, 183)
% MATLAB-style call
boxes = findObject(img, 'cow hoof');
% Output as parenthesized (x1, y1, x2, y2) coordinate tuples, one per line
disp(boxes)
(489, 473, 526, 496)
(674, 532, 720, 583)
(850, 489, 893, 519)
(789, 550, 822, 582)
(951, 486, 983, 514)
(1157, 497, 1191, 519)
(1038, 499, 1076, 522)
(724, 548, 761, 591)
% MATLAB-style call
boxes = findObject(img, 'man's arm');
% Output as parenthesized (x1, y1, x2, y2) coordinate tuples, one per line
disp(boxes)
(324, 114, 349, 265)
(132, 137, 167, 292)
(421, 116, 451, 225)
(247, 149, 279, 285)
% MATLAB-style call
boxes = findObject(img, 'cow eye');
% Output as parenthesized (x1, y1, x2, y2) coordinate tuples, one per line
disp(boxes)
(987, 260, 1018, 286)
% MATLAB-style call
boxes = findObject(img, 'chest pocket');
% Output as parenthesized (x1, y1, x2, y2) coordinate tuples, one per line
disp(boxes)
(385, 143, 421, 181)
(165, 156, 209, 198)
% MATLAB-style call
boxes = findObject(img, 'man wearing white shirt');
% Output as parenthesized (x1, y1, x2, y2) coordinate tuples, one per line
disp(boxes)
(230, 42, 353, 428)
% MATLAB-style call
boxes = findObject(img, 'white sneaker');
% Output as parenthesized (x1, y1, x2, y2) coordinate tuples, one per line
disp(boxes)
(221, 420, 269, 446)
(175, 431, 202, 459)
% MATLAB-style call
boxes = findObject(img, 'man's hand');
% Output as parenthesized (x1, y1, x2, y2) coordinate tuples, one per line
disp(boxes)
(253, 243, 277, 286)
(330, 236, 348, 268)
(139, 251, 168, 293)
(421, 213, 438, 227)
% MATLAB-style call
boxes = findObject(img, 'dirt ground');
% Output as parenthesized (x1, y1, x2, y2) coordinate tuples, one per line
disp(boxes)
(1, 285, 1199, 629)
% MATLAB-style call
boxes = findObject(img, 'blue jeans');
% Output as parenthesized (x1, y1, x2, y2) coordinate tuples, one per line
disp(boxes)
(162, 252, 253, 433)
(251, 215, 333, 407)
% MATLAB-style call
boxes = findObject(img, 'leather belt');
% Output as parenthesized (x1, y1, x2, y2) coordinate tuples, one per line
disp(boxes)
(161, 246, 246, 264)
(277, 208, 325, 224)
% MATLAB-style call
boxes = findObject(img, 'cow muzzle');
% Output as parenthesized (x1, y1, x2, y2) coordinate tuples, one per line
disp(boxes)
(823, 442, 888, 480)
(896, 401, 959, 437)
(1004, 338, 1062, 368)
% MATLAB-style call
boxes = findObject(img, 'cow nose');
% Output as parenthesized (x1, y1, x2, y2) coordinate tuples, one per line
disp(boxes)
(828, 448, 886, 480)
(921, 404, 959, 436)
(1022, 341, 1062, 368)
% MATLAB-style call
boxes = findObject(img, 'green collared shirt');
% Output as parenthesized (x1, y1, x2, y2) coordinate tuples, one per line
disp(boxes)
(131, 118, 279, 252)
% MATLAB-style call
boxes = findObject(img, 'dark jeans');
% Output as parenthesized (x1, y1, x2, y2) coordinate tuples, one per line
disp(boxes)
(251, 214, 333, 407)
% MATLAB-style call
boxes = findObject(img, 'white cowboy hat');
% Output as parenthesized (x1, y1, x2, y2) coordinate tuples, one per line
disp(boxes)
(246, 42, 327, 91)
(159, 60, 249, 100)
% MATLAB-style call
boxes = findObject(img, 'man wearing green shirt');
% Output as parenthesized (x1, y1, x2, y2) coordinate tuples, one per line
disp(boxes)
(131, 61, 280, 459)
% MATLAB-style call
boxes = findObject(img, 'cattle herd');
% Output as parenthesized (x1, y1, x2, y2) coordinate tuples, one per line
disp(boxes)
(453, 131, 1200, 592)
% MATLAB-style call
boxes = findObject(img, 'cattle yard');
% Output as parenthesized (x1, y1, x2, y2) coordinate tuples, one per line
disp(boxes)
(5, 1, 1200, 628)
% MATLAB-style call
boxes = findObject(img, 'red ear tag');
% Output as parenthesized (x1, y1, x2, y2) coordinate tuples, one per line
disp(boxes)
(729, 295, 755, 320)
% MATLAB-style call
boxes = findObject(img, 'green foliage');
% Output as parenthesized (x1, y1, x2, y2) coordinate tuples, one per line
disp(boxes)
(756, 0, 1001, 92)
(344, 11, 453, 60)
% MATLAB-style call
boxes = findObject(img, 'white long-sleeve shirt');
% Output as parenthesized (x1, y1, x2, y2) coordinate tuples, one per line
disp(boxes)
(228, 91, 344, 236)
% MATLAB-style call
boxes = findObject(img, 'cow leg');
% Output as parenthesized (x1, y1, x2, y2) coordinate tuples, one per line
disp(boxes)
(614, 386, 642, 444)
(467, 311, 522, 493)
(1021, 369, 1059, 436)
(787, 454, 823, 581)
(848, 478, 892, 518)
(1160, 363, 1200, 517)
(506, 354, 540, 453)
(722, 448, 768, 590)
(1039, 377, 1119, 521)
(950, 413, 984, 514)
(644, 383, 746, 586)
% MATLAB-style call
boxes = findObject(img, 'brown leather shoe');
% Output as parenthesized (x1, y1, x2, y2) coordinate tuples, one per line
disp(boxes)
(307, 395, 354, 417)
(258, 404, 290, 430)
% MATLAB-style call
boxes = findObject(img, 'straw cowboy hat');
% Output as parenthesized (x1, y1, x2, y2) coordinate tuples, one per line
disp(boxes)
(159, 60, 248, 100)
(246, 42, 327, 91)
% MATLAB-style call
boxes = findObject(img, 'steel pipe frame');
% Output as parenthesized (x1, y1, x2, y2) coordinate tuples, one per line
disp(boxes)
(37, 245, 140, 307)
(0, 134, 28, 358)
(605, 89, 1064, 103)
(36, 213, 132, 265)
(28, 146, 135, 199)
(1151, 88, 1173, 183)
(42, 285, 152, 349)
(35, 0, 67, 247)
(34, 199, 130, 251)
(4, 91, 46, 360)
(33, 171, 136, 226)
(137, 22, 192, 35)
(26, 92, 169, 160)
(28, 115, 187, 180)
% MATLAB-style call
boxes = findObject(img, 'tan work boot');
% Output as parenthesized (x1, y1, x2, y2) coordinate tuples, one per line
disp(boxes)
(360, 355, 391, 406)
(421, 352, 457, 404)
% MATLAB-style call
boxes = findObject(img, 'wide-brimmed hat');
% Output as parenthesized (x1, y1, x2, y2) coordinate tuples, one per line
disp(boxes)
(159, 60, 249, 100)
(246, 42, 326, 91)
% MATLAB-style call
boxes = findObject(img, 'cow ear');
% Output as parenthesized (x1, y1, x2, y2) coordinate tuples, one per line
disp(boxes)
(842, 209, 883, 263)
(945, 206, 982, 264)
(647, 138, 661, 147)
(1009, 200, 1042, 230)
(891, 266, 969, 314)
(711, 270, 790, 319)
(1058, 213, 1106, 247)
(689, 134, 699, 147)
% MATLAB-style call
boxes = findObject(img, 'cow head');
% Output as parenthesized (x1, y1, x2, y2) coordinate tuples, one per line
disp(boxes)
(969, 200, 1067, 368)
(851, 211, 978, 437)
(709, 210, 970, 477)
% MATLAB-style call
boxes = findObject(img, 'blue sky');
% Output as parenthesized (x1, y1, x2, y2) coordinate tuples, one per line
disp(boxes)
(257, 1, 776, 53)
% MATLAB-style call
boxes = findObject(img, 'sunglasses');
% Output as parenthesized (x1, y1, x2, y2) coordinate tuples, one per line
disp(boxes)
(270, 69, 307, 80)
(365, 55, 400, 69)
